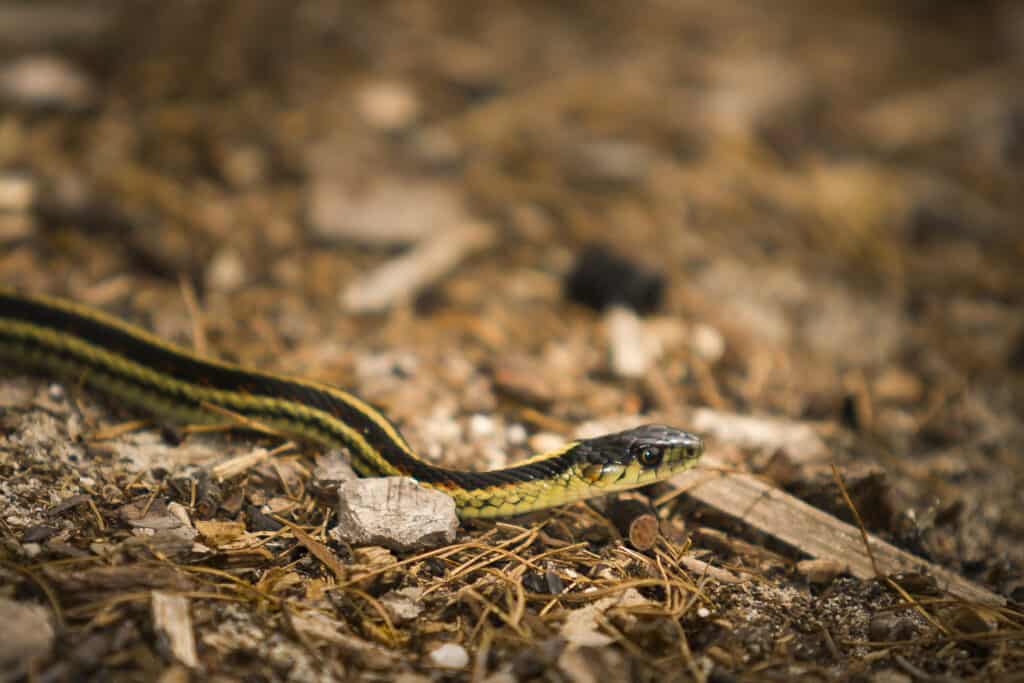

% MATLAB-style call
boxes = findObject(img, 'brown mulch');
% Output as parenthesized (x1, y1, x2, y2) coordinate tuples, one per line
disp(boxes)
(1, 2, 1023, 681)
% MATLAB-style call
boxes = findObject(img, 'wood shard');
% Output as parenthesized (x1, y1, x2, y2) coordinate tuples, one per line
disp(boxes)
(676, 456, 1004, 606)
(151, 591, 199, 669)
(340, 221, 495, 313)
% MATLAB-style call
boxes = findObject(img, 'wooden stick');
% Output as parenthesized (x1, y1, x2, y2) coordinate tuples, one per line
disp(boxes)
(674, 454, 1004, 606)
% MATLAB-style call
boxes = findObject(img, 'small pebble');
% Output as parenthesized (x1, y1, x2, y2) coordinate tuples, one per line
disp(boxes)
(0, 173, 35, 211)
(506, 423, 528, 445)
(605, 305, 656, 379)
(312, 451, 358, 486)
(691, 323, 726, 363)
(0, 54, 93, 110)
(380, 587, 424, 624)
(206, 247, 247, 292)
(796, 558, 846, 584)
(468, 413, 495, 438)
(428, 642, 469, 670)
(357, 80, 420, 132)
(868, 612, 919, 642)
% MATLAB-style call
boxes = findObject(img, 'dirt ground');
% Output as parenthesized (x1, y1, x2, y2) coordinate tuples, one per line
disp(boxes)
(0, 2, 1022, 681)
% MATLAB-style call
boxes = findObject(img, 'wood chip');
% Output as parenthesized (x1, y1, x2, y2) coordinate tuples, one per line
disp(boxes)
(151, 591, 199, 669)
(194, 520, 246, 547)
(289, 611, 399, 666)
(675, 455, 1004, 606)
(606, 497, 659, 551)
(340, 221, 495, 313)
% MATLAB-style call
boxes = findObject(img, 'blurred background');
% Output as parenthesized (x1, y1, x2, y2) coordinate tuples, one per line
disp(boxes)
(1, 0, 1022, 678)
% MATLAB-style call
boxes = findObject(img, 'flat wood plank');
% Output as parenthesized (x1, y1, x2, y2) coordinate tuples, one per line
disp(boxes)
(676, 459, 1004, 607)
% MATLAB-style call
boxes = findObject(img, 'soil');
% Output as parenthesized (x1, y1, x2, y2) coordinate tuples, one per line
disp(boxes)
(0, 2, 1022, 681)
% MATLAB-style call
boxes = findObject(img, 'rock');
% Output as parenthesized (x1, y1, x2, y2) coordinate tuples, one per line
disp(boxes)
(567, 139, 652, 187)
(560, 588, 649, 649)
(427, 642, 469, 670)
(0, 172, 35, 211)
(205, 247, 247, 292)
(332, 477, 458, 552)
(380, 587, 424, 624)
(868, 612, 919, 642)
(605, 305, 658, 379)
(356, 80, 420, 132)
(564, 244, 664, 314)
(0, 54, 93, 110)
(796, 558, 846, 584)
(0, 597, 54, 678)
(691, 323, 726, 363)
(312, 451, 358, 487)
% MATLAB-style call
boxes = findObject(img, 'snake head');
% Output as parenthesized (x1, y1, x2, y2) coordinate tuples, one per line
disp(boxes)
(574, 424, 703, 490)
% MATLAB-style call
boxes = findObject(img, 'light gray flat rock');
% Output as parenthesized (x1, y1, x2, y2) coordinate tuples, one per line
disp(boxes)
(332, 477, 458, 552)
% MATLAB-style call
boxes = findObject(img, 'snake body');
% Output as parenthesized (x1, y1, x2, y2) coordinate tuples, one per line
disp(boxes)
(0, 291, 703, 518)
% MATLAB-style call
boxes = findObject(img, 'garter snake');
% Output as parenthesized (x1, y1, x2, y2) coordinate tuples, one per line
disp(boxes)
(0, 290, 703, 518)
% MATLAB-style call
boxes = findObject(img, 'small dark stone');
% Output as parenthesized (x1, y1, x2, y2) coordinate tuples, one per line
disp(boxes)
(246, 505, 283, 532)
(160, 426, 184, 446)
(522, 570, 547, 594)
(564, 244, 664, 314)
(868, 612, 919, 642)
(419, 556, 447, 578)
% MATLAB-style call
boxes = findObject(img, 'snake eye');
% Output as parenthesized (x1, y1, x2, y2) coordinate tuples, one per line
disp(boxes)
(637, 446, 662, 467)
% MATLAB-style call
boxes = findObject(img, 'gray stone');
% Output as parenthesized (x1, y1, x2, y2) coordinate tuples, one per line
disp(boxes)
(0, 597, 54, 680)
(333, 477, 458, 552)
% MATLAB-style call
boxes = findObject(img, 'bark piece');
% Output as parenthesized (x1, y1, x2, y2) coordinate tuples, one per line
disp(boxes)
(677, 455, 1004, 606)
(151, 591, 198, 669)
